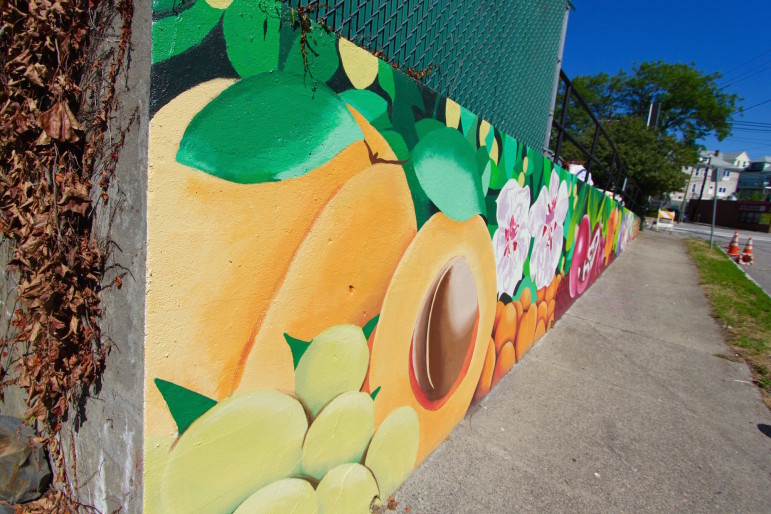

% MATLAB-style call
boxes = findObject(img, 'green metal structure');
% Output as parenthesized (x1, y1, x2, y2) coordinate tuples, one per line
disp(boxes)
(287, 0, 570, 151)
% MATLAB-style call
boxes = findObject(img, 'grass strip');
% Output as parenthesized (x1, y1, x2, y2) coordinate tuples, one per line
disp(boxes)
(686, 239, 771, 407)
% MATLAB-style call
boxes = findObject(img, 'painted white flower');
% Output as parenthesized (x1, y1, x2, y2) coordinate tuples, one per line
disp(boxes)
(493, 179, 531, 296)
(528, 172, 569, 289)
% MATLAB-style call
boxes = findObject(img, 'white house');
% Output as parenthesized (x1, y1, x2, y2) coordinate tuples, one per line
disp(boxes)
(669, 150, 745, 206)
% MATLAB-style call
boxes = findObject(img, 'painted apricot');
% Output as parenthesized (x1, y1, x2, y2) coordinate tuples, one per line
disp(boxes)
(493, 303, 518, 353)
(492, 342, 516, 387)
(512, 300, 524, 322)
(515, 307, 537, 360)
(536, 287, 545, 304)
(547, 313, 555, 331)
(493, 300, 505, 336)
(534, 319, 546, 343)
(545, 278, 557, 303)
(145, 79, 408, 437)
(473, 338, 496, 402)
(547, 299, 555, 325)
(520, 287, 532, 311)
(536, 301, 548, 326)
(231, 161, 417, 397)
(367, 213, 496, 464)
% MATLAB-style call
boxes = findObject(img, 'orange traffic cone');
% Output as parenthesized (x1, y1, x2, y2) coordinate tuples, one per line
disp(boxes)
(726, 231, 740, 256)
(740, 237, 754, 265)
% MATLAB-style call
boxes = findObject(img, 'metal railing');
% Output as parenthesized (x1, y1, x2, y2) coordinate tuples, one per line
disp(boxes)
(549, 70, 642, 214)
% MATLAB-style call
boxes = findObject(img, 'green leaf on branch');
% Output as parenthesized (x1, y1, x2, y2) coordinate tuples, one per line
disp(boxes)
(152, 1, 224, 64)
(223, 0, 282, 77)
(177, 72, 363, 183)
(415, 118, 446, 140)
(412, 127, 485, 222)
(339, 90, 388, 122)
(283, 25, 339, 82)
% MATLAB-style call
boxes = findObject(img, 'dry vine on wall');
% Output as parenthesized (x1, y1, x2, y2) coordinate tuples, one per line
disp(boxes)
(0, 0, 133, 510)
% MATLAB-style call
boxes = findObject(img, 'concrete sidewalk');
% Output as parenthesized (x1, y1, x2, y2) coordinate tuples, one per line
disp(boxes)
(395, 231, 771, 512)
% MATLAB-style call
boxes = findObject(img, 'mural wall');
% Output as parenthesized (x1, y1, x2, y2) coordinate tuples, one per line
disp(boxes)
(146, 1, 638, 512)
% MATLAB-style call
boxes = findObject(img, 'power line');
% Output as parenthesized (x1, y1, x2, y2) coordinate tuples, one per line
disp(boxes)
(732, 98, 771, 115)
(719, 59, 771, 85)
(720, 48, 771, 78)
(720, 61, 771, 89)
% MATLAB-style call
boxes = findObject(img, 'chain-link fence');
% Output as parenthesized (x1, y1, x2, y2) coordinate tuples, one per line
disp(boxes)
(286, 0, 569, 152)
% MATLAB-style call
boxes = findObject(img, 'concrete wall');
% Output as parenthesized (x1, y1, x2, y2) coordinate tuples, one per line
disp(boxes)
(63, 1, 151, 511)
(0, 2, 150, 512)
(145, 2, 638, 512)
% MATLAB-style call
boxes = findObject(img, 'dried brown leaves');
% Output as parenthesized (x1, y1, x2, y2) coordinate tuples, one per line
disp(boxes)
(0, 0, 133, 509)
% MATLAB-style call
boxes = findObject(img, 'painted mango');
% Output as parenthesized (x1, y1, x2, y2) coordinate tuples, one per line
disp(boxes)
(367, 213, 496, 463)
(146, 78, 414, 437)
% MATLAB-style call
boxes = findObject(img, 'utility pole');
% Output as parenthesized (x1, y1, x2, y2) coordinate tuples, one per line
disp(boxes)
(694, 150, 719, 222)
(709, 165, 719, 249)
(679, 166, 695, 221)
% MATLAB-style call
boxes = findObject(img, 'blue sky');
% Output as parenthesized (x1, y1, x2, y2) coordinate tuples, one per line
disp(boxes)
(561, 0, 771, 160)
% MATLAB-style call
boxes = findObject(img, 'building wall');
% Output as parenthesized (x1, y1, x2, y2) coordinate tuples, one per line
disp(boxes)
(678, 165, 740, 203)
(145, 2, 637, 512)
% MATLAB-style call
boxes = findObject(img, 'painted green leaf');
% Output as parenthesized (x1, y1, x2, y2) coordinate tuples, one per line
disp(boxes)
(391, 72, 425, 149)
(223, 0, 281, 77)
(481, 160, 491, 196)
(152, 1, 224, 64)
(460, 106, 476, 138)
(339, 90, 388, 122)
(284, 333, 312, 369)
(412, 128, 485, 222)
(380, 130, 409, 161)
(378, 60, 395, 100)
(284, 26, 339, 82)
(152, 0, 188, 15)
(566, 184, 589, 251)
(501, 134, 518, 179)
(484, 126, 496, 149)
(177, 72, 364, 183)
(489, 160, 506, 190)
(415, 118, 446, 140)
(154, 378, 217, 435)
(487, 223, 497, 239)
(370, 386, 382, 400)
(475, 147, 491, 196)
(362, 314, 380, 340)
(403, 161, 433, 229)
(485, 195, 497, 223)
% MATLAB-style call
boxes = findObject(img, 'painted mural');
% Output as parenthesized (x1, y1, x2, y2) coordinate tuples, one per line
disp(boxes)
(146, 1, 638, 512)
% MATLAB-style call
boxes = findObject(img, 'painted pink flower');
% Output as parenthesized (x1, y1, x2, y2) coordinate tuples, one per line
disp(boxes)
(493, 179, 531, 296)
(528, 172, 569, 289)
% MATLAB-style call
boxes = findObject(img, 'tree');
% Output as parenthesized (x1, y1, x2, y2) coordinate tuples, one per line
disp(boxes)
(558, 61, 738, 199)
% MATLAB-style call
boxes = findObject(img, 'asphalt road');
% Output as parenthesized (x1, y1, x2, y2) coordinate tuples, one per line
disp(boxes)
(662, 222, 771, 295)
(395, 231, 771, 513)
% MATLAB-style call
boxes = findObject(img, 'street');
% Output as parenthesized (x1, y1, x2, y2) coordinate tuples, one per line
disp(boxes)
(655, 222, 771, 295)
